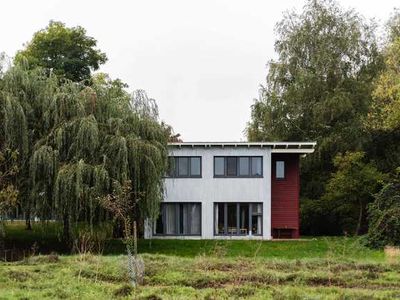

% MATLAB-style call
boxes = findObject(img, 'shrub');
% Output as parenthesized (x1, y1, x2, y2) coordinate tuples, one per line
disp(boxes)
(366, 182, 400, 248)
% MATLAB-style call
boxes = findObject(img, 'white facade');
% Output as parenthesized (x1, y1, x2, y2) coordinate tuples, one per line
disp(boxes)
(144, 142, 316, 240)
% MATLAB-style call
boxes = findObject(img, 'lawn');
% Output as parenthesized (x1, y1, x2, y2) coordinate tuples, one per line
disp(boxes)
(1, 222, 400, 299)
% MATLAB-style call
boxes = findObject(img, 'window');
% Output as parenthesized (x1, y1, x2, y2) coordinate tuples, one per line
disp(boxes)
(190, 157, 201, 176)
(214, 157, 225, 176)
(167, 156, 202, 178)
(226, 157, 237, 176)
(155, 203, 201, 235)
(251, 157, 262, 176)
(276, 161, 285, 179)
(214, 156, 263, 177)
(214, 203, 262, 236)
(239, 157, 250, 176)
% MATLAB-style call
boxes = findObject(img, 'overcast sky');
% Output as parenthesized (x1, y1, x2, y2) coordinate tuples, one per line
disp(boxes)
(1, 0, 399, 141)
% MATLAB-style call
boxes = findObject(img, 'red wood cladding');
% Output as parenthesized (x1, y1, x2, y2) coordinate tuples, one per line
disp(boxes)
(271, 153, 300, 239)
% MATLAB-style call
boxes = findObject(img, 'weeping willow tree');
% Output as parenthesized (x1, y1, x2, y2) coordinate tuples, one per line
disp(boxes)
(0, 61, 169, 242)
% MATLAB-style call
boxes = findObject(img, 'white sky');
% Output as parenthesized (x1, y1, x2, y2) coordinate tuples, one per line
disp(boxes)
(1, 0, 399, 141)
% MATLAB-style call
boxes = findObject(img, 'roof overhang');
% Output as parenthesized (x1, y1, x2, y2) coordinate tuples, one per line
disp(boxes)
(168, 142, 316, 154)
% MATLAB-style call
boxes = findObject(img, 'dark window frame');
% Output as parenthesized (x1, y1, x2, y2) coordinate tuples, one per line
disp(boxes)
(154, 202, 202, 236)
(275, 160, 285, 180)
(166, 156, 202, 178)
(213, 156, 263, 178)
(213, 202, 263, 236)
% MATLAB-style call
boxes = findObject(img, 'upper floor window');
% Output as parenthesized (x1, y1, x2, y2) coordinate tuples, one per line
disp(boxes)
(167, 156, 201, 178)
(214, 156, 263, 178)
(276, 160, 285, 179)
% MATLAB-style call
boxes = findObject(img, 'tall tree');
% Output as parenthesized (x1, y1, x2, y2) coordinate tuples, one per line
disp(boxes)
(365, 12, 400, 173)
(0, 63, 168, 242)
(15, 21, 107, 83)
(247, 0, 383, 202)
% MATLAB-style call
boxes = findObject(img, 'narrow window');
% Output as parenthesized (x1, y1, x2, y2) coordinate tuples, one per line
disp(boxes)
(226, 157, 237, 176)
(276, 161, 285, 179)
(227, 203, 237, 234)
(214, 157, 225, 176)
(167, 157, 175, 177)
(190, 157, 201, 176)
(164, 203, 178, 234)
(214, 203, 225, 234)
(239, 157, 250, 176)
(178, 157, 189, 176)
(251, 157, 262, 176)
(239, 203, 249, 235)
(251, 203, 262, 235)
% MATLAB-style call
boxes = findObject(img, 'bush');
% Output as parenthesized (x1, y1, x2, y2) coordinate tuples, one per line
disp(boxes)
(366, 182, 400, 248)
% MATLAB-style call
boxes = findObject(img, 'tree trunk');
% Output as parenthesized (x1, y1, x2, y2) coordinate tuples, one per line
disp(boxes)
(63, 214, 70, 245)
(133, 221, 137, 258)
(356, 200, 363, 235)
(25, 209, 32, 230)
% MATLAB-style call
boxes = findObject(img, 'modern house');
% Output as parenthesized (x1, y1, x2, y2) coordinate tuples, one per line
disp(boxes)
(144, 142, 316, 240)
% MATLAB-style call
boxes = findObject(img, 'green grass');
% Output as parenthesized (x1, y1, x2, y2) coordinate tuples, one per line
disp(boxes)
(1, 221, 399, 299)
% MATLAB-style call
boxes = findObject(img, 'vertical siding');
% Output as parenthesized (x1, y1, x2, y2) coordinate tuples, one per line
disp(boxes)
(271, 153, 300, 238)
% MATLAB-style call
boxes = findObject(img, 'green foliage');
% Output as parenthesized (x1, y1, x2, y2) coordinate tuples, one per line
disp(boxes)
(366, 181, 400, 248)
(15, 21, 107, 83)
(367, 16, 400, 131)
(0, 147, 19, 247)
(247, 0, 383, 202)
(323, 152, 384, 235)
(0, 61, 168, 242)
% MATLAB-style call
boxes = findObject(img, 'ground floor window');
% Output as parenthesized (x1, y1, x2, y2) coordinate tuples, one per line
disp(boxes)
(155, 203, 201, 235)
(214, 202, 262, 236)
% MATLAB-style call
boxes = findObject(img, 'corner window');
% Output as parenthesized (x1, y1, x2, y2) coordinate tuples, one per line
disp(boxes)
(214, 156, 263, 178)
(167, 156, 202, 178)
(276, 161, 285, 179)
(155, 203, 201, 235)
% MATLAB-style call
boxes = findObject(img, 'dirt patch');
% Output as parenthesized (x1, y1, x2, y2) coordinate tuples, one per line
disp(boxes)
(113, 285, 133, 297)
(7, 270, 31, 282)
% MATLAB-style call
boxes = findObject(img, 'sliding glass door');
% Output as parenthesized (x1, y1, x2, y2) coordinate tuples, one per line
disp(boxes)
(214, 203, 262, 236)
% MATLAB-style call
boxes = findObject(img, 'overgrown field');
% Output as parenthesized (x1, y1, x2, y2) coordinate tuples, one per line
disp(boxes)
(2, 223, 400, 299)
(1, 250, 400, 299)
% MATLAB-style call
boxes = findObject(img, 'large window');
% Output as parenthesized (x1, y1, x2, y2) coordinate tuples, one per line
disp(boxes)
(167, 156, 202, 178)
(214, 203, 262, 236)
(214, 156, 263, 177)
(155, 203, 201, 235)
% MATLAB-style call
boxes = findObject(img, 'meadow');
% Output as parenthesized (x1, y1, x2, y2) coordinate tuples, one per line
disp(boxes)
(1, 222, 400, 299)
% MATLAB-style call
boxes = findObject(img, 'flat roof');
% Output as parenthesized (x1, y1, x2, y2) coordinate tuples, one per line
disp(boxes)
(168, 142, 316, 154)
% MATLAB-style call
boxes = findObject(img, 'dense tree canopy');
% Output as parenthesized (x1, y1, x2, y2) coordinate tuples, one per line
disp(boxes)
(15, 21, 107, 83)
(247, 0, 382, 198)
(0, 63, 168, 241)
(246, 0, 389, 234)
